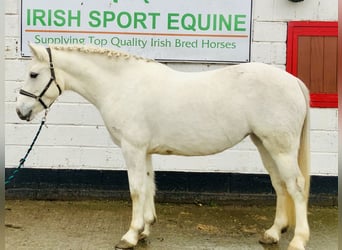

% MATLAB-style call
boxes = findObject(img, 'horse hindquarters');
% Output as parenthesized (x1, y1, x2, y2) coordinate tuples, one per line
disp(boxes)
(252, 85, 310, 250)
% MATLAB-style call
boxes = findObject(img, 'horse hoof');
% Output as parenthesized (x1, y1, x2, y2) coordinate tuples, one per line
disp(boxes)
(115, 239, 135, 250)
(259, 234, 278, 245)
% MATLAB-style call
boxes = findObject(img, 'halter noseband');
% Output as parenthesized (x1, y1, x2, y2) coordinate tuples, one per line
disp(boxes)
(19, 47, 62, 109)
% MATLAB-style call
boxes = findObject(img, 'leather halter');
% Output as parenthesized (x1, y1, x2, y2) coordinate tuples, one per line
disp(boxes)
(19, 47, 62, 109)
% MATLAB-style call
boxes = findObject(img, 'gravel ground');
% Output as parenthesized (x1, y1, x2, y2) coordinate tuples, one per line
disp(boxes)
(5, 200, 338, 250)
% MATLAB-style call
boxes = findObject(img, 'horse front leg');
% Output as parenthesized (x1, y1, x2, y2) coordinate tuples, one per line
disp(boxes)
(139, 154, 157, 240)
(116, 142, 148, 250)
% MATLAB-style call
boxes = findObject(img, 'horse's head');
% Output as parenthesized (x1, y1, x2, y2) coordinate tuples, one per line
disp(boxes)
(16, 44, 62, 121)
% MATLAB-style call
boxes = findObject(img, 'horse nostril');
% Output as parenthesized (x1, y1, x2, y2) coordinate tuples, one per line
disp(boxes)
(16, 108, 32, 121)
(16, 108, 24, 119)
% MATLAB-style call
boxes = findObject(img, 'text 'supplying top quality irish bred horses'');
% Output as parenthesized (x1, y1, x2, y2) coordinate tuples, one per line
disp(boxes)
(16, 44, 310, 250)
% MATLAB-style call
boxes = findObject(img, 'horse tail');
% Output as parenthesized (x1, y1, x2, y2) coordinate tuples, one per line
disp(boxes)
(297, 79, 311, 202)
(286, 79, 311, 226)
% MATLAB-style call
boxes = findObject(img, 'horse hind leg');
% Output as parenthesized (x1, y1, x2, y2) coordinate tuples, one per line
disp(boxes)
(257, 135, 309, 250)
(251, 135, 291, 245)
(273, 153, 309, 250)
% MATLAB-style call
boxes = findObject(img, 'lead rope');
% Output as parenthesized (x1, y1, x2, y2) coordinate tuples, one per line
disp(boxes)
(5, 110, 48, 186)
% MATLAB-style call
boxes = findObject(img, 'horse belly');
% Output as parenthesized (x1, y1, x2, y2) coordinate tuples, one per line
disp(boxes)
(148, 123, 249, 156)
(149, 140, 232, 156)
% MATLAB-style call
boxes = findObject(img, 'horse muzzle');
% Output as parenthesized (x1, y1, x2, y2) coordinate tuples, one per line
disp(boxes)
(16, 108, 32, 121)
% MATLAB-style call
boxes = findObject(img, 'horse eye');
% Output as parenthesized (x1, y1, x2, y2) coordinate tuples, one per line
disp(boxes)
(30, 72, 39, 78)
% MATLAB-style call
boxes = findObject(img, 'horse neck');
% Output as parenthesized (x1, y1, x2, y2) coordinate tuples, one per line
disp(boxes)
(53, 49, 145, 108)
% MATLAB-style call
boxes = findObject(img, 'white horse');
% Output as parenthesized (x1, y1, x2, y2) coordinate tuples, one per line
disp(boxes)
(16, 44, 310, 250)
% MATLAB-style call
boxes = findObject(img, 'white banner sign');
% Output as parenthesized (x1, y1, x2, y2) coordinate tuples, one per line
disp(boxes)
(21, 0, 252, 63)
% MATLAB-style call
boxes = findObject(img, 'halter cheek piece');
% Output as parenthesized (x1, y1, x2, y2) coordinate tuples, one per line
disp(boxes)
(19, 47, 62, 109)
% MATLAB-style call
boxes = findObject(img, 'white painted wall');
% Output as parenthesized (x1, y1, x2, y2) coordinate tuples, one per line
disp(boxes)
(5, 0, 338, 176)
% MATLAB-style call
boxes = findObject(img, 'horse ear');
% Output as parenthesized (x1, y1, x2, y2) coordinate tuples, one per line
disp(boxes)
(28, 43, 48, 61)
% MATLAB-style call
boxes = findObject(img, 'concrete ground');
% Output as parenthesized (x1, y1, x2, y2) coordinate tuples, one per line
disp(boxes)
(5, 200, 338, 250)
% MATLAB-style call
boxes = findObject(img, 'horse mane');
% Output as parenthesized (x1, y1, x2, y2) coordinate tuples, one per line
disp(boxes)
(50, 44, 155, 63)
